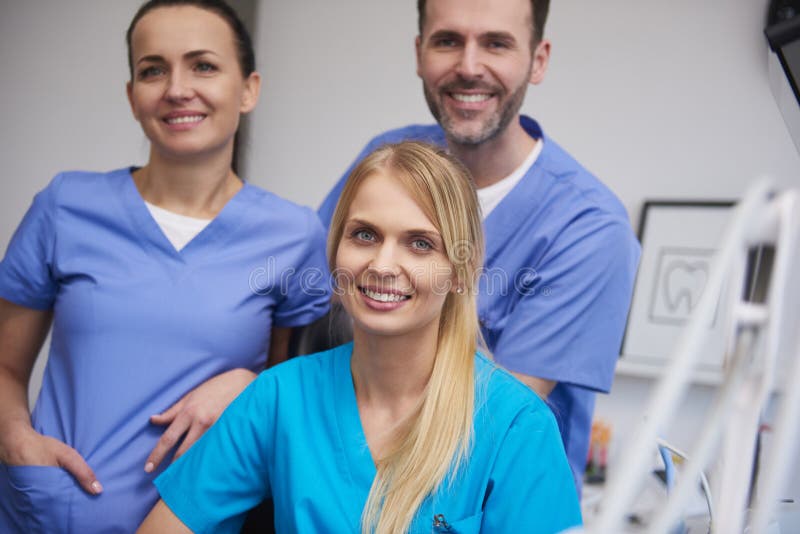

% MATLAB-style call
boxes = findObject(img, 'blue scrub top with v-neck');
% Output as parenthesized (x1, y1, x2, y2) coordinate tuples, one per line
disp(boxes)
(155, 343, 582, 533)
(0, 168, 331, 532)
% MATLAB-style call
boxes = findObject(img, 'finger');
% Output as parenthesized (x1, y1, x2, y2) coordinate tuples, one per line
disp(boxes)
(54, 443, 102, 495)
(150, 398, 185, 425)
(172, 424, 206, 460)
(145, 414, 191, 473)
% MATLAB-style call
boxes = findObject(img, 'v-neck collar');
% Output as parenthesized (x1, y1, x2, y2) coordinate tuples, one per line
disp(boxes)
(119, 167, 255, 264)
(333, 343, 378, 501)
(481, 116, 550, 265)
(426, 116, 548, 266)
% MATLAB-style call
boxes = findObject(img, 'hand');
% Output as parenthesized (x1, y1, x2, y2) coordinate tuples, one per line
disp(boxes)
(144, 368, 256, 473)
(0, 423, 102, 495)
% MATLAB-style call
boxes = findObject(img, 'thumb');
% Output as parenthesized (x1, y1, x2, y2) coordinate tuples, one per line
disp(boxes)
(53, 441, 102, 495)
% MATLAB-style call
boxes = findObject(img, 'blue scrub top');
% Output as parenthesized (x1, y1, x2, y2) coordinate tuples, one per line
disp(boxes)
(156, 343, 582, 533)
(318, 117, 641, 493)
(0, 168, 331, 532)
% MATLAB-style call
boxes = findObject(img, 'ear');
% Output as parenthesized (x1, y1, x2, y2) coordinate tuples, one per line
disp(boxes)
(415, 35, 423, 78)
(528, 38, 551, 86)
(239, 71, 262, 114)
(449, 273, 464, 296)
(126, 81, 139, 120)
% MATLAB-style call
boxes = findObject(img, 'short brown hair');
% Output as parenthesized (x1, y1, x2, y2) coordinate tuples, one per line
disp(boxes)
(417, 0, 550, 49)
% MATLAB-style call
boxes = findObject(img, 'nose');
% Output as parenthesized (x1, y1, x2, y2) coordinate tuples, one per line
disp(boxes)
(367, 242, 402, 278)
(454, 42, 484, 80)
(165, 71, 194, 102)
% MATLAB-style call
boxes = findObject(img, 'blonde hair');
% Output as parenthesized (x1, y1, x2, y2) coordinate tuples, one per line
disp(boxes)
(327, 141, 485, 533)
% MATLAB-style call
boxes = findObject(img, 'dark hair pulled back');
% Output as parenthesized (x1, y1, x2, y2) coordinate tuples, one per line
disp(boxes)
(126, 0, 255, 80)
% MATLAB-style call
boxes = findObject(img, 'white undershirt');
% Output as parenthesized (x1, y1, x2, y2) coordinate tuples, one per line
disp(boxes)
(145, 201, 213, 251)
(476, 139, 543, 219)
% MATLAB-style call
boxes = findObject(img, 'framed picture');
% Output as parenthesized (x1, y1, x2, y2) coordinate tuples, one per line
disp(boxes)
(620, 201, 736, 377)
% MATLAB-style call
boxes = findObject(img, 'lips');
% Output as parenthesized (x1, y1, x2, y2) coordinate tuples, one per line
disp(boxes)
(162, 111, 207, 127)
(450, 93, 491, 103)
(164, 115, 205, 125)
(359, 287, 412, 303)
(442, 80, 499, 104)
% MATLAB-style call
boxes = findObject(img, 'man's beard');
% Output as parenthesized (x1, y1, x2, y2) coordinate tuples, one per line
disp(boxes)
(422, 77, 528, 146)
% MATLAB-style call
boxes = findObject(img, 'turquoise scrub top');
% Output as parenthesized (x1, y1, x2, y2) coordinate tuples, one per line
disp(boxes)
(156, 344, 582, 533)
(318, 117, 641, 492)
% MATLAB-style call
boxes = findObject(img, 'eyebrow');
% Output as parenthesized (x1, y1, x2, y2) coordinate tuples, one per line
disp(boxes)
(428, 30, 461, 42)
(484, 31, 517, 43)
(344, 218, 378, 231)
(427, 29, 517, 44)
(406, 229, 442, 241)
(136, 49, 219, 65)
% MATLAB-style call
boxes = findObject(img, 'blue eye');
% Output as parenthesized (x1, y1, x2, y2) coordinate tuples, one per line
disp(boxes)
(138, 66, 165, 80)
(353, 229, 375, 242)
(411, 239, 433, 251)
(195, 62, 217, 73)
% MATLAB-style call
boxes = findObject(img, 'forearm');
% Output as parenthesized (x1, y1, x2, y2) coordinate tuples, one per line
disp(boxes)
(0, 300, 52, 459)
(0, 367, 39, 465)
(0, 365, 34, 436)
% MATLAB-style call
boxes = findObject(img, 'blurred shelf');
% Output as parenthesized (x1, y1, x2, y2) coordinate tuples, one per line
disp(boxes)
(615, 357, 723, 386)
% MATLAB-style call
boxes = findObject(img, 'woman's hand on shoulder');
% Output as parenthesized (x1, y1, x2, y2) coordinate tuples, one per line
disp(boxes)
(0, 422, 102, 494)
(144, 368, 257, 473)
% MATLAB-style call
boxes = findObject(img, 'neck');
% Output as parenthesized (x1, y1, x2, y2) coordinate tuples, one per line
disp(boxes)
(350, 323, 439, 416)
(133, 149, 242, 219)
(447, 116, 536, 189)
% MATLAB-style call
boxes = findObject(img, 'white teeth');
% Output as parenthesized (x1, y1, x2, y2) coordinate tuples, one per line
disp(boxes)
(166, 115, 204, 124)
(361, 288, 409, 303)
(452, 93, 490, 103)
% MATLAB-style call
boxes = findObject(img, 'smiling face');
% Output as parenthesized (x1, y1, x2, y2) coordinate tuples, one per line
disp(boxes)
(126, 5, 259, 164)
(335, 171, 456, 339)
(416, 0, 549, 146)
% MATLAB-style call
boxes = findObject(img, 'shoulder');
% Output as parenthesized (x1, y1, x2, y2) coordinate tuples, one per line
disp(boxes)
(537, 144, 628, 225)
(238, 183, 324, 236)
(255, 343, 351, 390)
(473, 353, 553, 426)
(39, 167, 131, 205)
(535, 137, 640, 260)
(520, 116, 629, 224)
(364, 123, 446, 149)
(239, 183, 317, 219)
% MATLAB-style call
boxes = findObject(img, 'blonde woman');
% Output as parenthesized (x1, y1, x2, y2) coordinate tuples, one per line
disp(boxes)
(139, 142, 581, 533)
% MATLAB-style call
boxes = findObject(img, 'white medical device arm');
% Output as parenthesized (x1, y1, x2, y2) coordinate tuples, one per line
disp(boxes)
(589, 180, 799, 534)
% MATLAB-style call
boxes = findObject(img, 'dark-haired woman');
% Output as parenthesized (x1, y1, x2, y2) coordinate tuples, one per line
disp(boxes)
(0, 1, 330, 531)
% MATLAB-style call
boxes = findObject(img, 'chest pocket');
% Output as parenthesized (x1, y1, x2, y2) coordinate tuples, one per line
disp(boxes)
(431, 511, 483, 533)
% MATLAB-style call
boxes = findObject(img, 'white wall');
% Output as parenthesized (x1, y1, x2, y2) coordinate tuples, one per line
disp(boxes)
(246, 1, 429, 205)
(250, 0, 800, 223)
(0, 1, 145, 403)
(1, 1, 146, 231)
